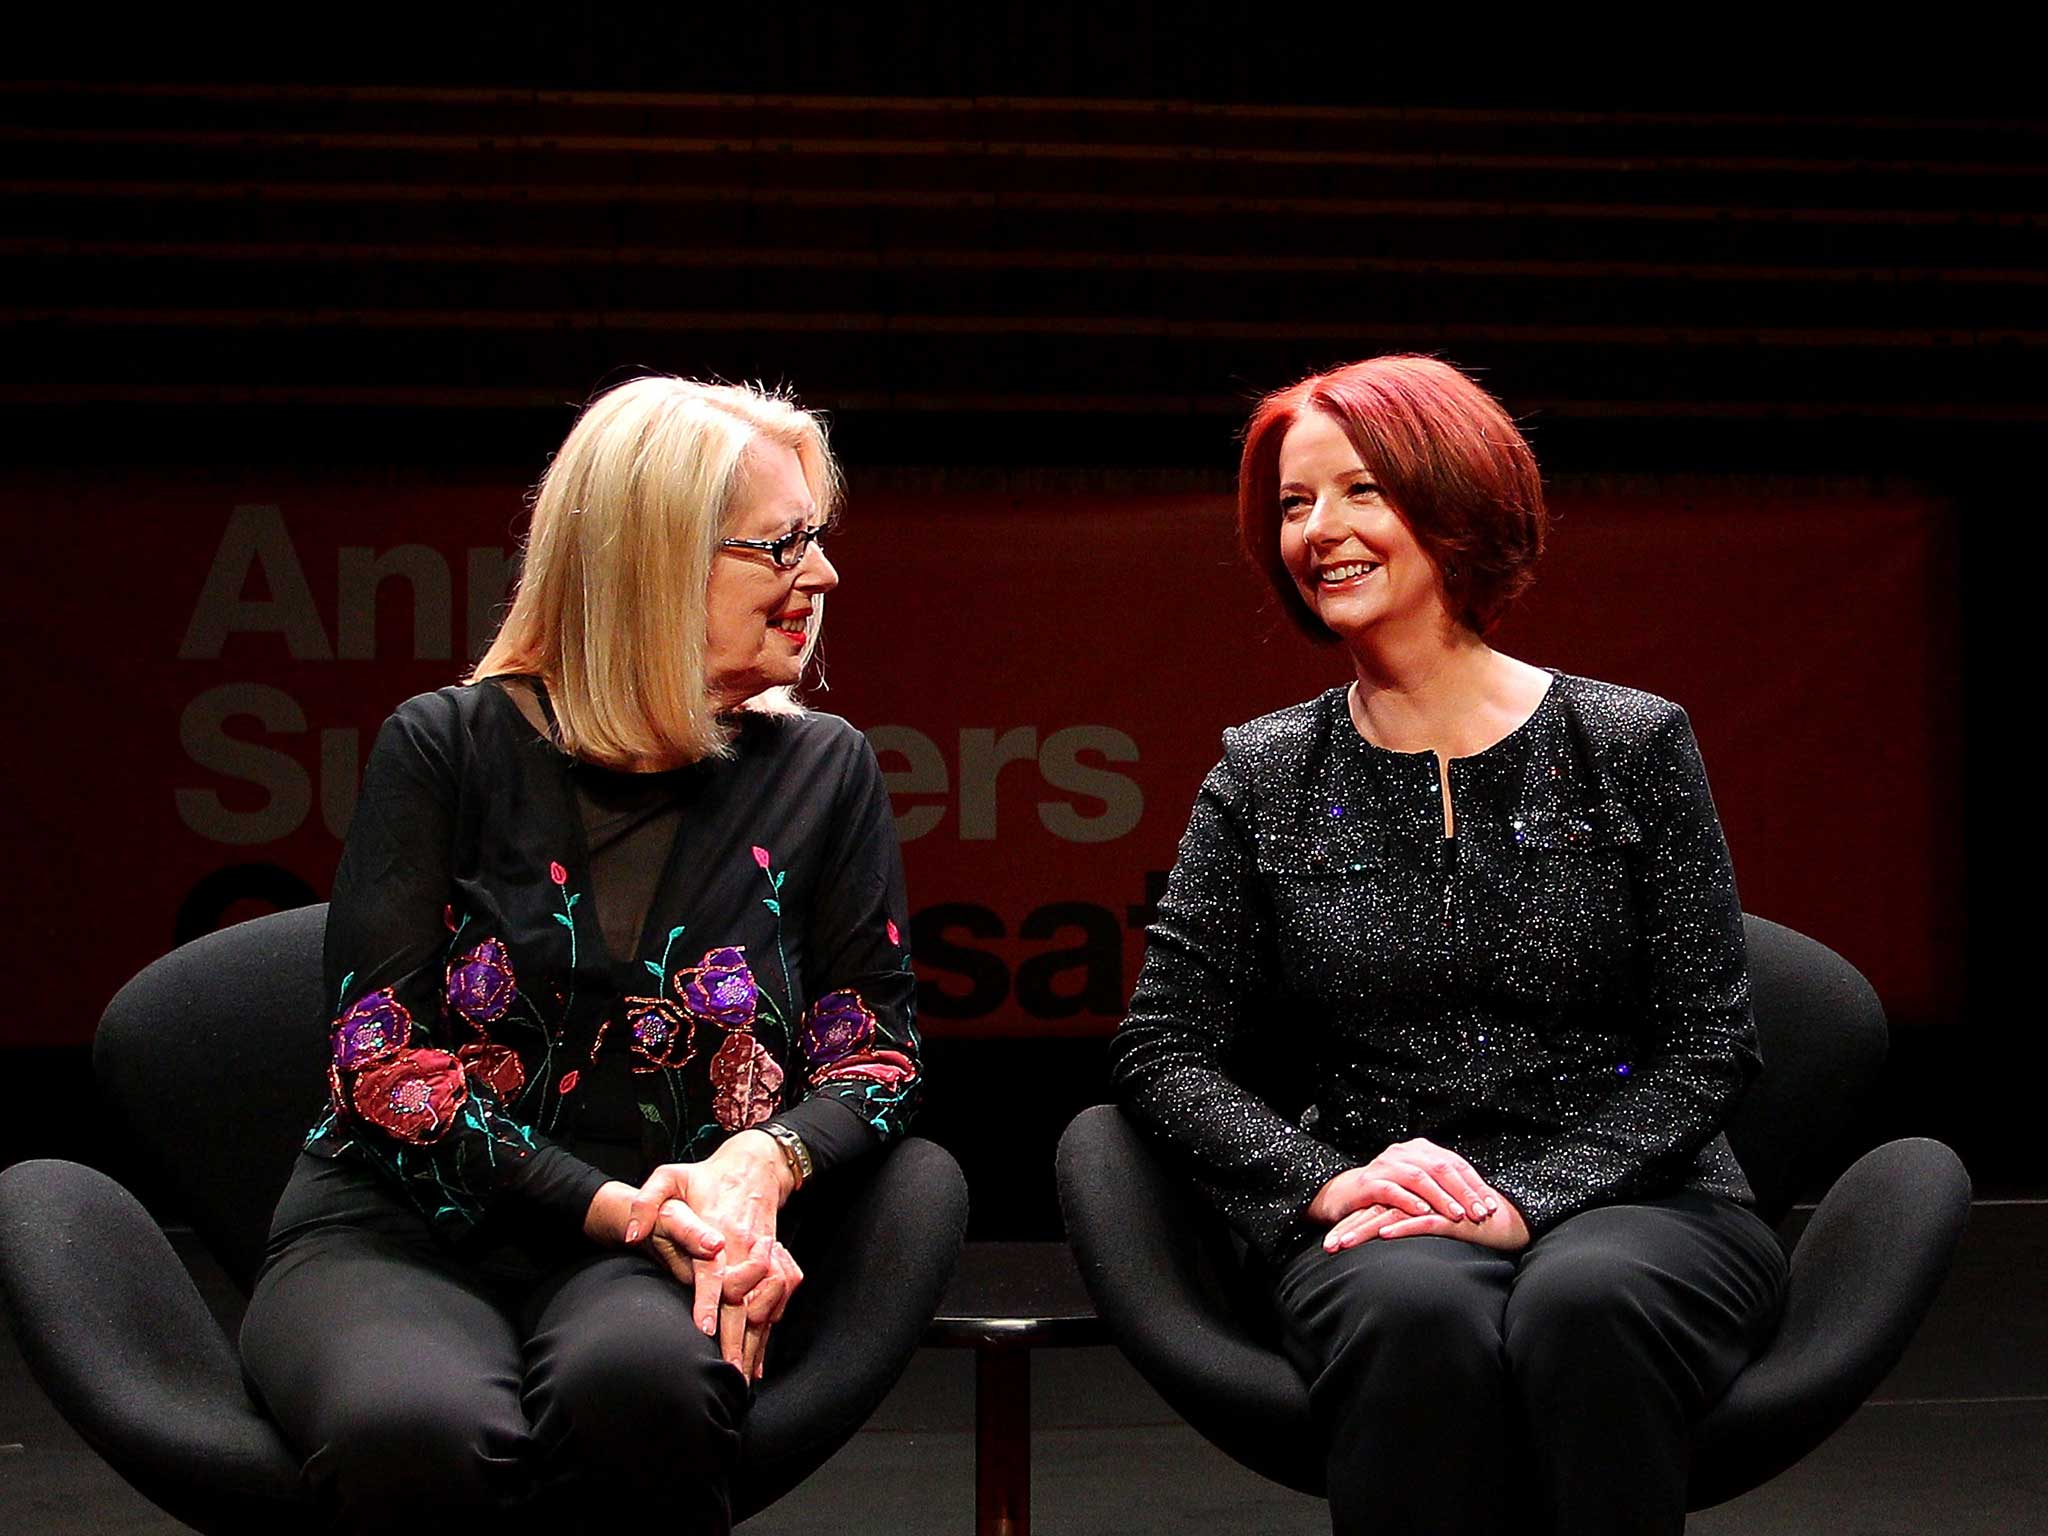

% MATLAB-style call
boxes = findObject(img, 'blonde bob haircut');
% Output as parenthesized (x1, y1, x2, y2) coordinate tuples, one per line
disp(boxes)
(470, 375, 843, 769)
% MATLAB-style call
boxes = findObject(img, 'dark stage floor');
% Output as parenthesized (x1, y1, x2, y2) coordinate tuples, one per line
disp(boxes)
(3, 1201, 2042, 1534)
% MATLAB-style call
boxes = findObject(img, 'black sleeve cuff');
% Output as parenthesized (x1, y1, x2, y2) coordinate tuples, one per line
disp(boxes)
(771, 1097, 880, 1179)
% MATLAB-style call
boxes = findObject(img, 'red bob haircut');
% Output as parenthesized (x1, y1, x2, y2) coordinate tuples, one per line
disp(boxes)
(1238, 355, 1547, 641)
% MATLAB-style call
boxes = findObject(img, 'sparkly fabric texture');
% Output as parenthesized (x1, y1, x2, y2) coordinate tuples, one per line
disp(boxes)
(1111, 674, 1760, 1263)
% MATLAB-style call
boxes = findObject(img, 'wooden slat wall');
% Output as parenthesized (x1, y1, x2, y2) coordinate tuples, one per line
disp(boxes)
(4, 81, 2043, 435)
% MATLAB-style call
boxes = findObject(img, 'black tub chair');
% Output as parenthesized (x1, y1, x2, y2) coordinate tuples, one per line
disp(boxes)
(0, 903, 968, 1534)
(1057, 914, 1971, 1510)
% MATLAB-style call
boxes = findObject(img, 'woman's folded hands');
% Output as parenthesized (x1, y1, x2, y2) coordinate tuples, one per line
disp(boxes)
(1308, 1137, 1531, 1253)
(585, 1129, 807, 1380)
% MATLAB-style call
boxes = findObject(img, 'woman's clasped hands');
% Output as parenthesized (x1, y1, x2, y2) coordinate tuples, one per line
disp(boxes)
(585, 1130, 806, 1381)
(1307, 1137, 1531, 1254)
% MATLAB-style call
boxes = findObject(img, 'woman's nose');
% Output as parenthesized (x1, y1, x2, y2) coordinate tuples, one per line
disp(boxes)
(1302, 493, 1344, 548)
(797, 545, 840, 593)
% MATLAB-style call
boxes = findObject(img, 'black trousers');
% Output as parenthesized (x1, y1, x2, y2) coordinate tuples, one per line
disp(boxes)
(1272, 1192, 1787, 1536)
(240, 1155, 749, 1536)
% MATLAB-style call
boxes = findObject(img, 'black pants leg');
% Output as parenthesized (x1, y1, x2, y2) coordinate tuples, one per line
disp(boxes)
(1275, 1234, 1518, 1536)
(1272, 1193, 1786, 1536)
(241, 1155, 748, 1536)
(519, 1250, 750, 1532)
(1503, 1193, 1786, 1536)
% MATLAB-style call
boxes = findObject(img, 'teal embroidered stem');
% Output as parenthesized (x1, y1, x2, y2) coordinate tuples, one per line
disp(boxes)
(757, 861, 796, 1027)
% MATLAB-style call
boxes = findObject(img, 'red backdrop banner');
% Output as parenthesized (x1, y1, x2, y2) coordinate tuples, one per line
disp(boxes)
(3, 470, 1960, 1046)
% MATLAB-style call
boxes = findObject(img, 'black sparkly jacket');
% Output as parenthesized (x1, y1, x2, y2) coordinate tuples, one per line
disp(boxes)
(1110, 673, 1760, 1264)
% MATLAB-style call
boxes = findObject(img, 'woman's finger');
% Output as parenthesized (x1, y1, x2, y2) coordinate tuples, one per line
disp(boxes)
(769, 1244, 804, 1324)
(744, 1246, 806, 1381)
(646, 1232, 693, 1287)
(719, 1290, 748, 1371)
(718, 1235, 775, 1371)
(1323, 1204, 1391, 1251)
(1376, 1212, 1459, 1241)
(1400, 1139, 1499, 1220)
(1357, 1178, 1434, 1218)
(742, 1321, 772, 1382)
(1425, 1153, 1497, 1219)
(1375, 1160, 1466, 1221)
(692, 1256, 724, 1337)
(623, 1164, 685, 1247)
(656, 1197, 727, 1261)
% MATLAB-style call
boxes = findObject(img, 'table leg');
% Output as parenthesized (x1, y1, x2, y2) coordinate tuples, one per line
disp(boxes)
(975, 1345, 1030, 1536)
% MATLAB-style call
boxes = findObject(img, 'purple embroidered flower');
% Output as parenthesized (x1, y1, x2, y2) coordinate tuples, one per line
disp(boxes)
(675, 947, 759, 1029)
(457, 1039, 526, 1099)
(351, 1047, 468, 1144)
(446, 938, 516, 1024)
(623, 996, 696, 1071)
(709, 1030, 784, 1130)
(329, 988, 411, 1072)
(802, 989, 876, 1066)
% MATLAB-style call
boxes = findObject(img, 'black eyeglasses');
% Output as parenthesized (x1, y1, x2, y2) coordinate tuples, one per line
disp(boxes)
(718, 522, 832, 571)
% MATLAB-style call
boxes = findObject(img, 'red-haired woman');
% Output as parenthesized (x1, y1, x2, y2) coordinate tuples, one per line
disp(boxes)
(1112, 356, 1785, 1536)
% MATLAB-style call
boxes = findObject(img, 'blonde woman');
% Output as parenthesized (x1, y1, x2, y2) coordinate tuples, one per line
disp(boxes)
(240, 377, 922, 1533)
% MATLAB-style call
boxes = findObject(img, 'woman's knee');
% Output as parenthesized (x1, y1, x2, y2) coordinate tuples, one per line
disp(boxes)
(305, 1380, 533, 1517)
(1502, 1238, 1676, 1399)
(531, 1314, 749, 1474)
(1286, 1240, 1507, 1385)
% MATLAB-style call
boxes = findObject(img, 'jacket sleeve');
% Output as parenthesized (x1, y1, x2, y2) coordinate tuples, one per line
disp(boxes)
(1482, 702, 1762, 1236)
(312, 694, 609, 1242)
(773, 732, 922, 1173)
(1109, 749, 1354, 1263)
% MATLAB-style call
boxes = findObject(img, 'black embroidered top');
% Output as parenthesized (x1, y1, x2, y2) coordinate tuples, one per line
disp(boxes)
(1110, 673, 1759, 1264)
(305, 678, 921, 1244)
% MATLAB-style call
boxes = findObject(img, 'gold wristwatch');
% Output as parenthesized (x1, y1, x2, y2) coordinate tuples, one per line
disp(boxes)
(759, 1121, 813, 1191)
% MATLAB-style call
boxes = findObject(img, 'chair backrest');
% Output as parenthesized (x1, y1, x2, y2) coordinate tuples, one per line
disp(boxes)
(1724, 913, 1888, 1225)
(95, 903, 331, 1294)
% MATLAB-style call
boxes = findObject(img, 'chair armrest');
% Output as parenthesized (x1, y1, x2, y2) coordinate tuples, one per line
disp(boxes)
(1690, 1138, 1971, 1506)
(1057, 1105, 1324, 1495)
(0, 1159, 301, 1517)
(738, 1136, 969, 1516)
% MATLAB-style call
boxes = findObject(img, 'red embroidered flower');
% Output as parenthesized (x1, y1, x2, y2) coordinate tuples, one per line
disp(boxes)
(751, 846, 772, 870)
(709, 1030, 784, 1130)
(886, 918, 901, 947)
(446, 938, 516, 1024)
(351, 1048, 468, 1143)
(813, 1047, 917, 1093)
(330, 989, 411, 1072)
(558, 1069, 581, 1095)
(456, 1039, 526, 1100)
(549, 860, 569, 886)
(623, 996, 696, 1071)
